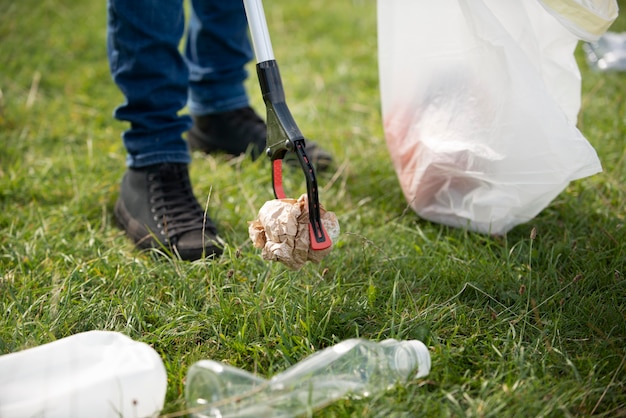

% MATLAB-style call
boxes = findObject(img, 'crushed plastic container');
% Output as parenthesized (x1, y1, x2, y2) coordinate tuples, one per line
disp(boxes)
(583, 32, 626, 71)
(185, 338, 431, 417)
(0, 330, 167, 418)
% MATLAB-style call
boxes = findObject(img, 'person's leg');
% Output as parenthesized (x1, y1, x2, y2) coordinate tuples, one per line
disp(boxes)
(107, 0, 223, 260)
(185, 0, 253, 115)
(184, 0, 267, 159)
(107, 0, 190, 167)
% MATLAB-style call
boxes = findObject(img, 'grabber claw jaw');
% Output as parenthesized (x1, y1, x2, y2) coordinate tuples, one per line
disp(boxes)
(294, 140, 332, 251)
(272, 159, 286, 200)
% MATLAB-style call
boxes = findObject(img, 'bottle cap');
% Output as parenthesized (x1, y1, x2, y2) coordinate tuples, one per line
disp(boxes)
(399, 340, 431, 378)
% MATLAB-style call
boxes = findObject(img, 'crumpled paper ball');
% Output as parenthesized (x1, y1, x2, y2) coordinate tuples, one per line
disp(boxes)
(248, 194, 340, 270)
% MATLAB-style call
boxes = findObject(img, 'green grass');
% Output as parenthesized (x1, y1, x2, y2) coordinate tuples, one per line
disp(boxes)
(1, 0, 625, 416)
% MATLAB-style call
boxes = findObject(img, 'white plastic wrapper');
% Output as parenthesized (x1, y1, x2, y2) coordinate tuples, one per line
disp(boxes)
(378, 0, 617, 235)
(249, 194, 340, 270)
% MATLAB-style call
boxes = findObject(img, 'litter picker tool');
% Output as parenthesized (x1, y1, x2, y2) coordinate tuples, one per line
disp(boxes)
(243, 0, 332, 251)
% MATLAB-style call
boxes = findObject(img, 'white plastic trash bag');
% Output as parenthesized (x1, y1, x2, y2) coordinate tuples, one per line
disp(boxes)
(378, 0, 618, 234)
(0, 330, 167, 418)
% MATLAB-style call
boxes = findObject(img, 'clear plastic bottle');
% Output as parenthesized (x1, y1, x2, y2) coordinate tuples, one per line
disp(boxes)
(185, 338, 431, 418)
(583, 32, 626, 72)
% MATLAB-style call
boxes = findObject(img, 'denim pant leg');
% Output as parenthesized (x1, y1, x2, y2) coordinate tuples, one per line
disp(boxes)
(107, 0, 191, 168)
(185, 0, 254, 116)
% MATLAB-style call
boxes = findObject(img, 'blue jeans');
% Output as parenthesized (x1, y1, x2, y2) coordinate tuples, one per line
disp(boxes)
(107, 0, 254, 167)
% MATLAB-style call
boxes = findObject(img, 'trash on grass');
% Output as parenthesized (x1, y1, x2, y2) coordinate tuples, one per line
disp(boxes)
(584, 32, 626, 71)
(249, 194, 340, 270)
(0, 331, 167, 418)
(185, 338, 431, 417)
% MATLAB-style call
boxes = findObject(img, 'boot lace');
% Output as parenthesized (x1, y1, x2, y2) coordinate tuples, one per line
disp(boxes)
(147, 164, 217, 242)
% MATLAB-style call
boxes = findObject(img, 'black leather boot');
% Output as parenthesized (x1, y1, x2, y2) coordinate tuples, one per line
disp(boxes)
(187, 106, 267, 160)
(187, 106, 334, 171)
(114, 163, 224, 260)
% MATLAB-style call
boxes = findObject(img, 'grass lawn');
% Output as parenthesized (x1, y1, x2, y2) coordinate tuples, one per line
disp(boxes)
(1, 0, 625, 416)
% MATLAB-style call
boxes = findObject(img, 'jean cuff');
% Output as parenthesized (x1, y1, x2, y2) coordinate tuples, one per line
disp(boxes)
(188, 96, 251, 115)
(126, 150, 191, 168)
